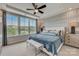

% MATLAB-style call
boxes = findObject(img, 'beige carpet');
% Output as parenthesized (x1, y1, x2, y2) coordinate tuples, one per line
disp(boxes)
(58, 45, 79, 56)
(0, 42, 47, 56)
(0, 42, 79, 56)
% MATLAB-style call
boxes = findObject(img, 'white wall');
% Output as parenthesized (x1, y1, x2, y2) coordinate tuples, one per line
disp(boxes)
(43, 8, 79, 34)
(43, 13, 68, 31)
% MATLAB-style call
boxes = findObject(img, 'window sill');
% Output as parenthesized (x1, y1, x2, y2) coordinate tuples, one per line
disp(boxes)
(7, 34, 28, 38)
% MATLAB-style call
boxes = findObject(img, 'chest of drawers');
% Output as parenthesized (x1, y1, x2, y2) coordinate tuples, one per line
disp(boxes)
(65, 34, 79, 48)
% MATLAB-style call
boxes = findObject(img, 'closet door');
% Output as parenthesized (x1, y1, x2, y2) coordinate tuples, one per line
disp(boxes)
(0, 10, 3, 51)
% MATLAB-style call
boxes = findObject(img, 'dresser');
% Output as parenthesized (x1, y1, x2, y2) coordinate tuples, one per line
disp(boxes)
(65, 33, 79, 48)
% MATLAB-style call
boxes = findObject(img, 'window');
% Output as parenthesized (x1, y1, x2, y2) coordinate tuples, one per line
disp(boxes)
(6, 13, 37, 36)
(6, 14, 18, 36)
(30, 19, 36, 34)
(20, 17, 29, 35)
(5, 12, 37, 45)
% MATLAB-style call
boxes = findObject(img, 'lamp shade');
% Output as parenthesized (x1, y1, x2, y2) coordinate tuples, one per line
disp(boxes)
(69, 20, 77, 26)
(38, 20, 44, 28)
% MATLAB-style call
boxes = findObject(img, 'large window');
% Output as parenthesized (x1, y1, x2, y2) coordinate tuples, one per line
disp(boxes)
(6, 13, 36, 36)
(6, 14, 18, 36)
(30, 19, 36, 34)
(20, 17, 29, 35)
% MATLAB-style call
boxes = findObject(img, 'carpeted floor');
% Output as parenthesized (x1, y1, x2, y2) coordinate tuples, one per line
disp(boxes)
(58, 45, 79, 56)
(0, 42, 46, 56)
(0, 42, 79, 56)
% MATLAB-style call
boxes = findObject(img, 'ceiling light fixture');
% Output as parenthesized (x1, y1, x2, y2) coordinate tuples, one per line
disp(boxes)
(35, 9, 38, 12)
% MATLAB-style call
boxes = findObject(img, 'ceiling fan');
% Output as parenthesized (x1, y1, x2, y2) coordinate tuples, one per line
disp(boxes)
(26, 3, 46, 15)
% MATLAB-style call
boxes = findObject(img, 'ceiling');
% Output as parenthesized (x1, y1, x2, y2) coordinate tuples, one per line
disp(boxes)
(1, 3, 79, 19)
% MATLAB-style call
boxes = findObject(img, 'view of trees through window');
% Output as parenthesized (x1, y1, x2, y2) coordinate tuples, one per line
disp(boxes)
(6, 14, 18, 36)
(20, 17, 29, 35)
(6, 13, 36, 36)
(30, 19, 36, 34)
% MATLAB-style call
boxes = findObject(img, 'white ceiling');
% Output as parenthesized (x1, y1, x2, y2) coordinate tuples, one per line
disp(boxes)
(1, 3, 79, 19)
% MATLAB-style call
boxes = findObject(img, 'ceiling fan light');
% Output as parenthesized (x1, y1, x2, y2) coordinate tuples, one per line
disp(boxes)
(35, 9, 38, 12)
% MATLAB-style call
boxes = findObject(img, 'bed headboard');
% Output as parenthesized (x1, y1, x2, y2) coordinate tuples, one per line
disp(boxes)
(45, 27, 65, 34)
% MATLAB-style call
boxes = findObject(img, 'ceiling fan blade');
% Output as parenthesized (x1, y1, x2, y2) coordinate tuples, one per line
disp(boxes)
(38, 10, 44, 14)
(38, 5, 46, 9)
(26, 9, 34, 10)
(35, 5, 38, 8)
(34, 12, 36, 14)
(32, 3, 37, 9)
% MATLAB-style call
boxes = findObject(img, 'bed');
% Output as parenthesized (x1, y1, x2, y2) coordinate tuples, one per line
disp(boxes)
(40, 32, 58, 36)
(29, 32, 64, 55)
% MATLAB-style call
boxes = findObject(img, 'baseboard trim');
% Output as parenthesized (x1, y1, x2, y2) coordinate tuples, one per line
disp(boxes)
(7, 40, 26, 46)
(65, 44, 79, 49)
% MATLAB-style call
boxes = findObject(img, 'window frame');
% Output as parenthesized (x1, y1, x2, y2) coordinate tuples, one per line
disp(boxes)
(29, 19, 37, 34)
(6, 13, 19, 36)
(6, 12, 37, 36)
(19, 16, 29, 35)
